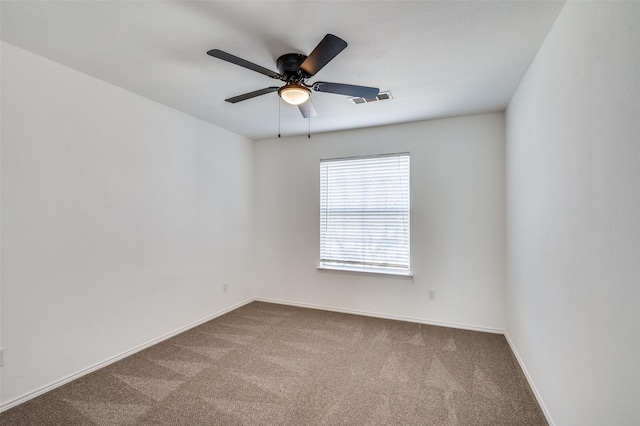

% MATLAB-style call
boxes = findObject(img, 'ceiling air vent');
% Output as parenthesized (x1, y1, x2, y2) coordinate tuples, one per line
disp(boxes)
(349, 91, 393, 104)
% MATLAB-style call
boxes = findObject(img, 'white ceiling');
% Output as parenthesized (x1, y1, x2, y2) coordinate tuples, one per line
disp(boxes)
(1, 1, 565, 141)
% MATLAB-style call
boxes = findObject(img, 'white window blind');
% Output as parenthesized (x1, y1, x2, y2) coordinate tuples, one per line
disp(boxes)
(320, 153, 410, 275)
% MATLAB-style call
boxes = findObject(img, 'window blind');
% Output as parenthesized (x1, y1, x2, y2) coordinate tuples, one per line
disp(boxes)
(320, 153, 410, 274)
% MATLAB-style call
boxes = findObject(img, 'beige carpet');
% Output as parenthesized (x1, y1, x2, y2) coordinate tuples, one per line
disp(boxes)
(1, 302, 546, 425)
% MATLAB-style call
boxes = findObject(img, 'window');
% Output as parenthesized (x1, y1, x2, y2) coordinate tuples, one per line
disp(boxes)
(319, 153, 411, 276)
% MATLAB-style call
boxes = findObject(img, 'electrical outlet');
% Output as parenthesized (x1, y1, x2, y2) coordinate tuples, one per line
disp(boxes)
(223, 282, 228, 293)
(428, 290, 436, 301)
(0, 348, 5, 367)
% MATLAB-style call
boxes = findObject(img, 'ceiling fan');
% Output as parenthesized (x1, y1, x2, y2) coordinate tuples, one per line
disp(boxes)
(207, 34, 379, 117)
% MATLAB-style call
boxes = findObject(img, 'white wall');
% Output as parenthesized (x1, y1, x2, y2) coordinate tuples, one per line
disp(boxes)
(254, 113, 505, 331)
(0, 42, 255, 406)
(505, 2, 640, 425)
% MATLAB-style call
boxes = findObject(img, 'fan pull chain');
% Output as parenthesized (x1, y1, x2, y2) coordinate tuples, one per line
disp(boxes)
(308, 102, 311, 139)
(278, 97, 281, 138)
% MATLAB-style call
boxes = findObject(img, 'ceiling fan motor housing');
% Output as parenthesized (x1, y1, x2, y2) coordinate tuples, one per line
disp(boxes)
(276, 53, 308, 81)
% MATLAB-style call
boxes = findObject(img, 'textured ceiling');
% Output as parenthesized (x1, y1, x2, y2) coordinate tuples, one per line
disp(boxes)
(1, 1, 565, 141)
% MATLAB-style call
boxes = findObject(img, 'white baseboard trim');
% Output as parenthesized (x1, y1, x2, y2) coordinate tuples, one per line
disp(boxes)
(504, 331, 555, 426)
(2, 297, 518, 414)
(0, 298, 253, 413)
(254, 297, 504, 334)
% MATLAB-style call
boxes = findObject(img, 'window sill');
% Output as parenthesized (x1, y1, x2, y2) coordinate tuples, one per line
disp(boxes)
(317, 265, 414, 280)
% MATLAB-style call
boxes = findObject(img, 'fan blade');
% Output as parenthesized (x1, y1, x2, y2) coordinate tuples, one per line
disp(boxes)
(207, 49, 280, 79)
(225, 87, 280, 104)
(312, 82, 379, 99)
(299, 34, 347, 77)
(298, 100, 318, 118)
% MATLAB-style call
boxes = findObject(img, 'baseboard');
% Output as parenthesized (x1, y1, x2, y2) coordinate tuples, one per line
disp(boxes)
(0, 298, 254, 413)
(504, 331, 555, 426)
(254, 297, 504, 334)
(1, 296, 509, 413)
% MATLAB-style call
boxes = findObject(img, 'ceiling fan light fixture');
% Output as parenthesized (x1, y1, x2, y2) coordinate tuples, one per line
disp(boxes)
(278, 83, 311, 105)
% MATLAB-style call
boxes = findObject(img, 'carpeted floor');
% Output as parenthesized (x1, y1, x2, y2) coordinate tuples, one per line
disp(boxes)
(1, 302, 547, 425)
